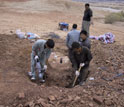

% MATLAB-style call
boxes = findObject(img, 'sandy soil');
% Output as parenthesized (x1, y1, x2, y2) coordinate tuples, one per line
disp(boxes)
(0, 0, 124, 106)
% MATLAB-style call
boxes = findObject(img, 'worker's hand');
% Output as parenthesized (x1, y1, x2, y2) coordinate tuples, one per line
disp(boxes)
(44, 65, 47, 70)
(35, 55, 39, 60)
(75, 70, 80, 76)
(80, 63, 85, 67)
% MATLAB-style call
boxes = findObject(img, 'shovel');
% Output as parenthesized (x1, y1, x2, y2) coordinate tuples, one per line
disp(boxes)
(72, 66, 82, 87)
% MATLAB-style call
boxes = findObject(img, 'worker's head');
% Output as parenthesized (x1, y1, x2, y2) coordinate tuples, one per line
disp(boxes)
(80, 30, 87, 40)
(72, 24, 77, 29)
(85, 3, 90, 10)
(46, 39, 55, 49)
(72, 42, 82, 54)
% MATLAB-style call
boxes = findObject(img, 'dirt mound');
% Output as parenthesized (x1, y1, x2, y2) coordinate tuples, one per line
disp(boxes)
(0, 34, 124, 106)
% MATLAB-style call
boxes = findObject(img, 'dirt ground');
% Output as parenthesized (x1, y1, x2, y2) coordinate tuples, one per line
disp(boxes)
(0, 0, 124, 107)
(0, 33, 124, 107)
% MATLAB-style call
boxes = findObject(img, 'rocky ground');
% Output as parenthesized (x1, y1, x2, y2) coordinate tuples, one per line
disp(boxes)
(0, 0, 124, 107)
(0, 33, 124, 107)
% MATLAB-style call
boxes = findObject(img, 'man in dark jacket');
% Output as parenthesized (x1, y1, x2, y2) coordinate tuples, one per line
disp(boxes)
(82, 3, 93, 37)
(79, 30, 91, 49)
(71, 42, 92, 85)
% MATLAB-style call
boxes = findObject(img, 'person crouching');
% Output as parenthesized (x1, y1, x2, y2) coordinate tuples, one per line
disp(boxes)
(29, 39, 55, 83)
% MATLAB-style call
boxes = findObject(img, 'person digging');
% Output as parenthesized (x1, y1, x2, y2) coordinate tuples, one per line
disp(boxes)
(71, 42, 92, 86)
(28, 39, 55, 83)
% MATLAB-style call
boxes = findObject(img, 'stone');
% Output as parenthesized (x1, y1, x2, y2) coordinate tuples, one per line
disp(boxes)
(37, 98, 51, 107)
(105, 60, 110, 64)
(34, 104, 41, 107)
(18, 93, 25, 99)
(13, 104, 17, 107)
(48, 96, 56, 101)
(74, 96, 80, 101)
(105, 100, 112, 106)
(17, 104, 23, 107)
(68, 95, 73, 101)
(93, 96, 103, 105)
(83, 89, 87, 93)
(89, 103, 94, 107)
(122, 90, 124, 94)
(59, 99, 69, 104)
(41, 103, 51, 107)
(25, 101, 34, 107)
(37, 98, 45, 104)
(80, 100, 85, 104)
(10, 31, 13, 33)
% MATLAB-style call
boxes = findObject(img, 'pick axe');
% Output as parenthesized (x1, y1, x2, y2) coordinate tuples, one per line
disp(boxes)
(72, 65, 82, 87)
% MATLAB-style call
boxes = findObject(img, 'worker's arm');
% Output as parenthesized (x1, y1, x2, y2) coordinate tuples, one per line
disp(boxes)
(90, 17, 93, 25)
(45, 50, 52, 65)
(71, 53, 78, 70)
(90, 10, 93, 25)
(32, 41, 39, 56)
(85, 49, 92, 66)
(87, 39, 91, 49)
(66, 33, 70, 48)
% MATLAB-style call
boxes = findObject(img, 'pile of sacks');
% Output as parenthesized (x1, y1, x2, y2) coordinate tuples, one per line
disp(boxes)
(90, 32, 115, 44)
(16, 29, 40, 39)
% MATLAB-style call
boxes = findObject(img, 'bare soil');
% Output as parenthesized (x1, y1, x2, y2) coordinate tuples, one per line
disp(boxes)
(0, 34, 124, 107)
(0, 0, 124, 107)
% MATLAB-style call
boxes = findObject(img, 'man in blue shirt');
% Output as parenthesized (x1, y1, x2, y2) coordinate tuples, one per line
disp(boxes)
(66, 24, 80, 65)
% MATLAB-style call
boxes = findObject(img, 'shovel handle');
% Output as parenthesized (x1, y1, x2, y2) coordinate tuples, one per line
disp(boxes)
(72, 66, 82, 87)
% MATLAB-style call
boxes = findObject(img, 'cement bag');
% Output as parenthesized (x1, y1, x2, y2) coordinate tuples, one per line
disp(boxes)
(16, 29, 26, 39)
(27, 32, 40, 39)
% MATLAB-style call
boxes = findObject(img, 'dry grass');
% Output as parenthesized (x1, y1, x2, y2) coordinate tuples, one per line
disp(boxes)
(105, 11, 124, 24)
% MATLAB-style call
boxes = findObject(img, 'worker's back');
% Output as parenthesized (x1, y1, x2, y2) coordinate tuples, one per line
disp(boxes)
(66, 29, 80, 49)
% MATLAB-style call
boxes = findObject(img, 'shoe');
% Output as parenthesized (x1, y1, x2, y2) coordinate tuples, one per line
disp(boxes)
(40, 79, 45, 83)
(31, 76, 36, 81)
(79, 81, 84, 86)
(28, 72, 32, 77)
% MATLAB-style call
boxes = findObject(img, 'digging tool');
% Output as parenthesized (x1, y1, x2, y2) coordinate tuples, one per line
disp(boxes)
(72, 66, 82, 87)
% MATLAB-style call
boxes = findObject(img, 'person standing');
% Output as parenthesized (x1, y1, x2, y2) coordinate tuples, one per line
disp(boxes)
(66, 24, 80, 65)
(82, 3, 93, 37)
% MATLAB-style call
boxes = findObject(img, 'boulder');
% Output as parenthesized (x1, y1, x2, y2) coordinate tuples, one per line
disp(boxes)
(93, 96, 103, 105)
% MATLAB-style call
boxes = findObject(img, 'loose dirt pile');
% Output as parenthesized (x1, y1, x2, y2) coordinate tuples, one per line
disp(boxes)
(0, 34, 124, 107)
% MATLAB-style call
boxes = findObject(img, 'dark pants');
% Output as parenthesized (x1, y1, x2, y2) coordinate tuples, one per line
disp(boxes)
(68, 49, 73, 64)
(78, 66, 89, 82)
(82, 21, 90, 37)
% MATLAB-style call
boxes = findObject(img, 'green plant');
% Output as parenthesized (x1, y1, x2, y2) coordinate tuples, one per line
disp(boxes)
(105, 11, 124, 24)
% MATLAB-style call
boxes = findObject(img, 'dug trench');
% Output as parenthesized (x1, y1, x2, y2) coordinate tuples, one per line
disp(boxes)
(0, 34, 72, 87)
(0, 34, 124, 106)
